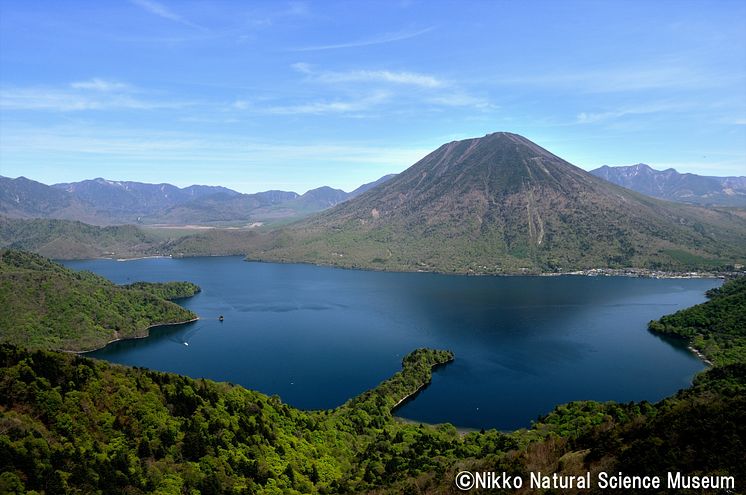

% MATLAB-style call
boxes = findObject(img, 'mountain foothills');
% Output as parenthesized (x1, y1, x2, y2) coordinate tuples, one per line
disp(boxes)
(0, 250, 199, 351)
(0, 251, 744, 494)
(591, 164, 746, 207)
(0, 174, 396, 227)
(250, 133, 746, 273)
(0, 217, 164, 259)
(0, 215, 275, 260)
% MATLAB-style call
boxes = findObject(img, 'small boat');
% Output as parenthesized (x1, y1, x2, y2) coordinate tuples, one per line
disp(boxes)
(184, 342, 189, 346)
(218, 315, 224, 322)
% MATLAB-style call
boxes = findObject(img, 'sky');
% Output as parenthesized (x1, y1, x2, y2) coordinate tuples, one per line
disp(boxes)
(0, 0, 745, 194)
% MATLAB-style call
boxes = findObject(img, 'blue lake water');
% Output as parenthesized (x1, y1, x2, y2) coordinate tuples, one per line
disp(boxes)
(63, 256, 716, 430)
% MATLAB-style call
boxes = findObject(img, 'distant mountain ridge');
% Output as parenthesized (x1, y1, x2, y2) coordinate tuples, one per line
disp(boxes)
(0, 176, 104, 224)
(0, 174, 396, 226)
(249, 132, 746, 273)
(53, 178, 240, 217)
(591, 164, 746, 206)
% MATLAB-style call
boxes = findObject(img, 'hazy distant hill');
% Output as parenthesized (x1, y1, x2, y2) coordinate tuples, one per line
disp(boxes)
(148, 179, 398, 226)
(250, 132, 746, 273)
(0, 175, 242, 225)
(591, 164, 746, 206)
(286, 186, 350, 210)
(152, 190, 300, 225)
(1, 174, 397, 226)
(244, 177, 399, 224)
(0, 176, 109, 224)
(349, 174, 398, 198)
(52, 178, 239, 220)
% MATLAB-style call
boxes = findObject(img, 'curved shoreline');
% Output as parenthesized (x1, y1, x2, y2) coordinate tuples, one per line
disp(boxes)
(391, 356, 454, 411)
(73, 317, 200, 354)
(688, 344, 714, 366)
(116, 255, 172, 262)
(243, 257, 734, 280)
(64, 253, 740, 279)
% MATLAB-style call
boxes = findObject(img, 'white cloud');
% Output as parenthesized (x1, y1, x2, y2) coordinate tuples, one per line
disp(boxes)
(129, 0, 205, 30)
(428, 93, 495, 110)
(0, 83, 188, 112)
(294, 65, 443, 88)
(285, 64, 493, 111)
(263, 92, 390, 115)
(576, 102, 689, 124)
(0, 128, 197, 156)
(291, 62, 313, 74)
(70, 79, 130, 92)
(498, 65, 744, 93)
(232, 100, 251, 110)
(0, 126, 431, 170)
(291, 26, 435, 51)
(285, 1, 310, 17)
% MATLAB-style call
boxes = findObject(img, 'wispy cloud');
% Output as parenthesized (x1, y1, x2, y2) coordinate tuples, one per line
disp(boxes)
(283, 63, 493, 112)
(232, 100, 251, 110)
(0, 125, 431, 177)
(576, 101, 689, 124)
(70, 78, 131, 92)
(291, 26, 434, 51)
(129, 0, 206, 31)
(428, 93, 495, 110)
(285, 1, 310, 17)
(498, 64, 744, 93)
(0, 81, 188, 112)
(263, 92, 390, 115)
(292, 63, 443, 88)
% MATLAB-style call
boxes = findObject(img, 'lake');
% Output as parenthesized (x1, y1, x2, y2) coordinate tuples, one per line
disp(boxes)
(63, 256, 716, 430)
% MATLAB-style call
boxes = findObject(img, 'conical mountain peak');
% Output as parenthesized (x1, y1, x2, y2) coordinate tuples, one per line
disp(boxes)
(252, 133, 746, 274)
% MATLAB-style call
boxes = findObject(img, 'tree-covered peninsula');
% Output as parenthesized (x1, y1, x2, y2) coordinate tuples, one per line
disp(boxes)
(0, 344, 472, 494)
(649, 276, 746, 365)
(0, 250, 200, 352)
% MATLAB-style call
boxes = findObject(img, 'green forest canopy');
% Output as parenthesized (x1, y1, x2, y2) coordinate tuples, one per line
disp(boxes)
(0, 250, 199, 351)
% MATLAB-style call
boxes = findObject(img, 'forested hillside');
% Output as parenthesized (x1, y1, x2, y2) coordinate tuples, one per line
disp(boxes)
(0, 345, 477, 494)
(0, 250, 199, 351)
(0, 216, 265, 260)
(649, 276, 746, 365)
(0, 216, 164, 259)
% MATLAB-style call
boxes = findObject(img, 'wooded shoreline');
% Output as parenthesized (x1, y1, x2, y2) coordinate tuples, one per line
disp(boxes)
(73, 317, 201, 354)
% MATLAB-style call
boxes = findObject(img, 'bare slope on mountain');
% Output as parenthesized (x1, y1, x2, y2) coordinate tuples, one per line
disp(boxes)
(250, 133, 746, 273)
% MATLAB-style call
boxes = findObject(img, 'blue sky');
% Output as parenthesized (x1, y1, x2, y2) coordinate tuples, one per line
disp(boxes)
(1, 0, 744, 193)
